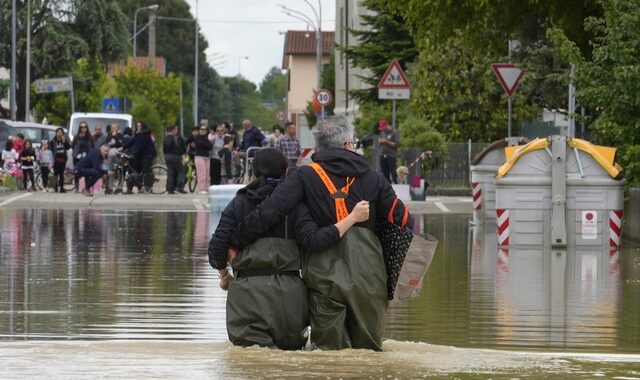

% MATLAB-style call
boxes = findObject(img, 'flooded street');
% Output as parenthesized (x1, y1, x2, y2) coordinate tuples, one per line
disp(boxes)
(1, 208, 639, 378)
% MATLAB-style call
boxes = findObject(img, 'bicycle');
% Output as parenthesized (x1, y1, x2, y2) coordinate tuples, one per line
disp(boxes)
(235, 146, 263, 185)
(113, 152, 167, 194)
(183, 155, 197, 193)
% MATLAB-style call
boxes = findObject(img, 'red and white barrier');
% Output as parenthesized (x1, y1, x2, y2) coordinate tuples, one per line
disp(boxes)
(472, 182, 482, 210)
(609, 210, 623, 248)
(497, 208, 510, 246)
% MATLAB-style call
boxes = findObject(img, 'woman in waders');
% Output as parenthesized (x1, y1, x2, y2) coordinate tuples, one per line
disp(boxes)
(208, 148, 369, 350)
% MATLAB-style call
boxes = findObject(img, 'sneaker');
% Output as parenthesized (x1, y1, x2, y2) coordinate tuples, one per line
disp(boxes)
(82, 189, 93, 197)
(168, 191, 175, 194)
(60, 188, 67, 193)
(177, 189, 187, 194)
(198, 190, 208, 195)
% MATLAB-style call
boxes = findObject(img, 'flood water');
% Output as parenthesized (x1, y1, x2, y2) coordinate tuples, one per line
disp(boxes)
(1, 208, 639, 379)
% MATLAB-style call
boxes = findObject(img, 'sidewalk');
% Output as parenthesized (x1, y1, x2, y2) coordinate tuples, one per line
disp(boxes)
(0, 189, 472, 214)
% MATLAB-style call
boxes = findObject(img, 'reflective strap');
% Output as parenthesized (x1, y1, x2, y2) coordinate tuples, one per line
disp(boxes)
(308, 163, 351, 222)
(387, 197, 399, 223)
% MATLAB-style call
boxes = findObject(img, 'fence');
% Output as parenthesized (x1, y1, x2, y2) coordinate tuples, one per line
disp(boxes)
(420, 141, 487, 189)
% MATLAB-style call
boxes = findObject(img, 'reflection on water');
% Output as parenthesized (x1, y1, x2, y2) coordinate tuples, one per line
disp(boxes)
(0, 209, 225, 340)
(0, 209, 639, 378)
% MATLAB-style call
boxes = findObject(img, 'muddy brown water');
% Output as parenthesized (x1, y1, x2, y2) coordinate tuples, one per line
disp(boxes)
(1, 209, 639, 378)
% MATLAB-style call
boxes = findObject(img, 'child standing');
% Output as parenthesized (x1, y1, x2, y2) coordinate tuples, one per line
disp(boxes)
(38, 140, 53, 192)
(2, 139, 18, 169)
(20, 140, 37, 191)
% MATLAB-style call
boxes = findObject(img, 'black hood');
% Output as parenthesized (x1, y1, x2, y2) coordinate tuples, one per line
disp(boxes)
(311, 148, 370, 177)
(237, 180, 279, 202)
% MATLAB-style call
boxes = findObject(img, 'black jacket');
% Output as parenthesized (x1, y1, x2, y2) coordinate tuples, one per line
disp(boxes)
(76, 148, 105, 173)
(208, 179, 340, 270)
(163, 134, 186, 156)
(193, 135, 212, 157)
(238, 148, 413, 244)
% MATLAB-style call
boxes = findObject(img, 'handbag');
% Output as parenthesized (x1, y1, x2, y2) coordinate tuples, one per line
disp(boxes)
(377, 202, 438, 301)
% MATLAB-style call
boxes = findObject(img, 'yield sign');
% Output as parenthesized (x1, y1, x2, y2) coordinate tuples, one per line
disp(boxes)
(378, 59, 410, 89)
(491, 63, 524, 96)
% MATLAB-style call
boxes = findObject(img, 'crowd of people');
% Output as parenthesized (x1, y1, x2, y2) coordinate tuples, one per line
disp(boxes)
(0, 118, 306, 196)
(208, 117, 412, 351)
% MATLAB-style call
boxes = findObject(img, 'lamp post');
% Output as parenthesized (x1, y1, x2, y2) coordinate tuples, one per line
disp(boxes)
(133, 4, 159, 57)
(10, 0, 17, 120)
(237, 56, 249, 76)
(194, 0, 199, 125)
(279, 1, 322, 90)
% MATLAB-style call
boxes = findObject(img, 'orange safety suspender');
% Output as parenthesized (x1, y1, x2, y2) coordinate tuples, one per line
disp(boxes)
(308, 163, 355, 222)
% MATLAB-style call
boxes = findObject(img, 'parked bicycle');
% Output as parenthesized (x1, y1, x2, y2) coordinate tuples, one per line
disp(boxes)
(183, 155, 197, 193)
(113, 152, 167, 194)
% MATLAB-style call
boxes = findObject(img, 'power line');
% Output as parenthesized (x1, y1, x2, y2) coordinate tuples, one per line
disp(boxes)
(197, 18, 334, 24)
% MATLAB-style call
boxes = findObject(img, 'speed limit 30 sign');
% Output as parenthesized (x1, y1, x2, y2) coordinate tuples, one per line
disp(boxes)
(316, 89, 332, 106)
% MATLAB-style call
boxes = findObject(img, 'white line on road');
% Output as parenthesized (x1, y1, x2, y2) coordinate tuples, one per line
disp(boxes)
(0, 193, 32, 207)
(434, 201, 450, 212)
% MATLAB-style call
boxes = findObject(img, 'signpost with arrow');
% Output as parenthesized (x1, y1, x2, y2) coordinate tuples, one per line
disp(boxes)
(491, 63, 524, 137)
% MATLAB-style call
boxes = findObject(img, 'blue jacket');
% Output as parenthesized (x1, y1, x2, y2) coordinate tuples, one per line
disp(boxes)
(76, 148, 105, 172)
(239, 127, 265, 151)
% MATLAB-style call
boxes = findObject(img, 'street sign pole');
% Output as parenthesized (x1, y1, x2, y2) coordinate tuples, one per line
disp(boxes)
(392, 99, 397, 129)
(70, 80, 75, 114)
(507, 95, 512, 137)
(491, 63, 524, 138)
(321, 105, 325, 121)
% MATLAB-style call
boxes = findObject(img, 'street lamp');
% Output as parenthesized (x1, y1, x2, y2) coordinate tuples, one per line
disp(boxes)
(237, 56, 249, 76)
(279, 1, 322, 90)
(133, 4, 159, 57)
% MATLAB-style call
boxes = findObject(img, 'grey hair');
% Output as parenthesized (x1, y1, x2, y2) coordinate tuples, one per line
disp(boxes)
(313, 117, 354, 151)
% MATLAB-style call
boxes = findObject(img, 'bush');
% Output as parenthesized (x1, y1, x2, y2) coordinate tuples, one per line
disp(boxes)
(398, 115, 448, 173)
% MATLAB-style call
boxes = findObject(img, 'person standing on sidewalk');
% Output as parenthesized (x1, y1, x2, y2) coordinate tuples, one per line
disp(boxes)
(38, 140, 53, 192)
(72, 122, 94, 192)
(20, 140, 37, 191)
(209, 124, 226, 185)
(276, 121, 301, 169)
(194, 124, 212, 194)
(163, 125, 187, 194)
(50, 128, 70, 193)
(92, 125, 107, 149)
(377, 119, 401, 184)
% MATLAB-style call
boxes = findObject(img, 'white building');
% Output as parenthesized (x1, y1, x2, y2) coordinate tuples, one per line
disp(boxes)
(333, 0, 374, 121)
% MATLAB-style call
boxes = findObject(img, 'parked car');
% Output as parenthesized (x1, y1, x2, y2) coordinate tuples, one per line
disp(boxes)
(0, 119, 18, 152)
(0, 119, 64, 150)
(68, 112, 133, 141)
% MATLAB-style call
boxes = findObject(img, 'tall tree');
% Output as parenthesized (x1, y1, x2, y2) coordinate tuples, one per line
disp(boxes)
(550, 0, 640, 188)
(339, 0, 418, 103)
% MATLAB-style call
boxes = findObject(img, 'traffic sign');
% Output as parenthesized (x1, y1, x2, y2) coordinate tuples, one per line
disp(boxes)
(378, 88, 410, 100)
(34, 76, 73, 94)
(102, 97, 120, 113)
(316, 89, 332, 106)
(277, 111, 286, 121)
(378, 59, 410, 89)
(491, 63, 524, 97)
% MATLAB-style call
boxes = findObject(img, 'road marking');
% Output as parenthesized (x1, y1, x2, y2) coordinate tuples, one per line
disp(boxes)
(0, 193, 32, 207)
(434, 201, 450, 212)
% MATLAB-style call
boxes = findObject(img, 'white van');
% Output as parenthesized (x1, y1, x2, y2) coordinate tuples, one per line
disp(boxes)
(68, 112, 133, 141)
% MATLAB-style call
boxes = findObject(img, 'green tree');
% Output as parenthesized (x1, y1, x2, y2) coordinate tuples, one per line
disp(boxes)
(32, 58, 114, 125)
(259, 67, 286, 109)
(115, 63, 180, 134)
(339, 0, 418, 103)
(399, 115, 448, 173)
(550, 0, 640, 187)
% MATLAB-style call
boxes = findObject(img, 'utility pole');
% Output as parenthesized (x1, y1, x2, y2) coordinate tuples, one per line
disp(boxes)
(148, 14, 157, 57)
(25, 0, 31, 121)
(11, 0, 17, 120)
(194, 0, 199, 126)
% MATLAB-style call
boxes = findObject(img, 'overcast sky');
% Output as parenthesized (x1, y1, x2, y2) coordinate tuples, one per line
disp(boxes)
(184, 0, 336, 86)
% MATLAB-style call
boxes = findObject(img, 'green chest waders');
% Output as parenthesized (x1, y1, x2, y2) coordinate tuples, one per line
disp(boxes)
(306, 163, 388, 351)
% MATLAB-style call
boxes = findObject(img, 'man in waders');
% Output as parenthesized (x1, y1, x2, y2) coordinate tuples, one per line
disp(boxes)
(208, 148, 370, 350)
(237, 118, 412, 351)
